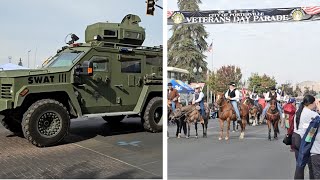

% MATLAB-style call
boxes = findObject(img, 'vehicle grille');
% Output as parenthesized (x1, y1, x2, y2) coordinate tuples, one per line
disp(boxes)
(1, 84, 12, 99)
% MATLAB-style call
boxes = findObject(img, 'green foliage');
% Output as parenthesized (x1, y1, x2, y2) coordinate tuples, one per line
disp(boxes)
(248, 73, 277, 93)
(293, 85, 302, 97)
(208, 65, 242, 92)
(168, 0, 208, 82)
(304, 87, 317, 96)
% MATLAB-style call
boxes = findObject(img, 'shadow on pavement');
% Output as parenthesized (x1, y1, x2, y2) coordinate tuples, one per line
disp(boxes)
(60, 117, 145, 145)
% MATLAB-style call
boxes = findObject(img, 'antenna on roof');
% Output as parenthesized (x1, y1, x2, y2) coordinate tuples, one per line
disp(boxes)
(8, 56, 12, 63)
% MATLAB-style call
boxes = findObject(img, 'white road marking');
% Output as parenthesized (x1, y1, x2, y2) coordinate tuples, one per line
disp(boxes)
(73, 143, 160, 177)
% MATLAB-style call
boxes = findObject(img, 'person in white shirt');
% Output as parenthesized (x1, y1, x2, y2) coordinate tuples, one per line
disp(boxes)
(225, 82, 241, 122)
(192, 84, 205, 117)
(260, 86, 283, 121)
(292, 95, 320, 179)
(250, 92, 259, 106)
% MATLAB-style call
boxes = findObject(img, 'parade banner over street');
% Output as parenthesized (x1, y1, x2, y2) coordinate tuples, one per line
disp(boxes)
(167, 6, 320, 25)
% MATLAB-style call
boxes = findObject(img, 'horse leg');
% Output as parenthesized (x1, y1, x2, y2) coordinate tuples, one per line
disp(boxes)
(176, 120, 180, 138)
(232, 120, 236, 132)
(226, 119, 230, 140)
(182, 119, 187, 136)
(240, 117, 246, 139)
(202, 123, 205, 138)
(274, 120, 278, 140)
(187, 123, 190, 139)
(267, 120, 271, 140)
(219, 119, 223, 140)
(195, 122, 198, 139)
(204, 120, 208, 138)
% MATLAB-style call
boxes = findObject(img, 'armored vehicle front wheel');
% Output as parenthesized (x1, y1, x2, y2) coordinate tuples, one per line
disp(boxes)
(22, 99, 70, 147)
(0, 115, 22, 133)
(143, 97, 162, 132)
(102, 115, 125, 124)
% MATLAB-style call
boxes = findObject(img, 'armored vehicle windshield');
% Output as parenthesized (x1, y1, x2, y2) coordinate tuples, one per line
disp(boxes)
(46, 51, 84, 68)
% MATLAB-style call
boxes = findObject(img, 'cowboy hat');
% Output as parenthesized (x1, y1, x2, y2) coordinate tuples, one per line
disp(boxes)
(168, 83, 172, 86)
(194, 84, 201, 89)
(270, 86, 276, 90)
(229, 82, 236, 86)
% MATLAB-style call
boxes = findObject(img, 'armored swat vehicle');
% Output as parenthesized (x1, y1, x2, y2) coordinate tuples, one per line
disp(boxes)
(0, 14, 163, 147)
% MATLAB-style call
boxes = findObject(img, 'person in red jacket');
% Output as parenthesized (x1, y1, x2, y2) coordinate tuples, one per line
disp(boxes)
(283, 97, 296, 151)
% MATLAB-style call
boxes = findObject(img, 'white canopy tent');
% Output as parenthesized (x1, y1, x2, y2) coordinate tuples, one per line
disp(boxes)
(0, 63, 29, 70)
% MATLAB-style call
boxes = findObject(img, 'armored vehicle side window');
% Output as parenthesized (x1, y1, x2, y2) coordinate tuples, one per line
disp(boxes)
(90, 56, 108, 72)
(48, 52, 83, 68)
(121, 61, 141, 73)
(104, 30, 117, 37)
(146, 55, 162, 66)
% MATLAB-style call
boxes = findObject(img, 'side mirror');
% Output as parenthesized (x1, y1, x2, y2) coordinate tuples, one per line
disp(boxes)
(75, 61, 93, 76)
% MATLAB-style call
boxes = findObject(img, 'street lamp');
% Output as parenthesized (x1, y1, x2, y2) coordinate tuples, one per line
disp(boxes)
(193, 66, 202, 83)
(27, 50, 31, 68)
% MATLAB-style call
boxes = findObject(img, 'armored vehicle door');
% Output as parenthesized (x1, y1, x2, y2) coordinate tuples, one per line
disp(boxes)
(107, 53, 145, 112)
(73, 50, 112, 114)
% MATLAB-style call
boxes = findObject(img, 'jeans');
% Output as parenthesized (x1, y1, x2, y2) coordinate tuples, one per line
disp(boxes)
(199, 101, 205, 118)
(261, 102, 283, 119)
(231, 100, 241, 119)
(254, 100, 259, 107)
(171, 101, 176, 112)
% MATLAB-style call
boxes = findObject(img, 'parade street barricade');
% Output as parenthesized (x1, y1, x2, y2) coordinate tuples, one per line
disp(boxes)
(297, 116, 320, 168)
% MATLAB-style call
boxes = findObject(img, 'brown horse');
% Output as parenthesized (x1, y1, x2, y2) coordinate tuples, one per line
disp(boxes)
(244, 98, 263, 126)
(215, 92, 249, 140)
(265, 99, 280, 140)
(172, 104, 209, 138)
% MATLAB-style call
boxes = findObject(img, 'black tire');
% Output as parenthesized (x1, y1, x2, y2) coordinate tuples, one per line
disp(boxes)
(22, 99, 70, 147)
(102, 115, 125, 124)
(0, 116, 22, 133)
(143, 97, 162, 132)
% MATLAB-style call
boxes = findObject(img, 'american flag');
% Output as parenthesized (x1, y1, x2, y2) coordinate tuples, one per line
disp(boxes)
(167, 11, 174, 18)
(302, 6, 320, 15)
(207, 42, 213, 52)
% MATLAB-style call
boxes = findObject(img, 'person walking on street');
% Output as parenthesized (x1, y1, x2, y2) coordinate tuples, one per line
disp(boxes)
(283, 97, 296, 151)
(292, 95, 320, 179)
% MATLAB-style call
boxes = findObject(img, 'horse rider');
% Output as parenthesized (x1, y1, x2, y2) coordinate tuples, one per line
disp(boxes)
(192, 84, 205, 118)
(225, 82, 241, 123)
(250, 91, 259, 107)
(168, 83, 180, 112)
(260, 86, 283, 122)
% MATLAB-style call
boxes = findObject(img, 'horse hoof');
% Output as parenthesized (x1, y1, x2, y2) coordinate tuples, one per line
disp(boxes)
(232, 130, 235, 133)
(219, 137, 222, 141)
(225, 137, 229, 140)
(186, 136, 189, 139)
(195, 136, 198, 139)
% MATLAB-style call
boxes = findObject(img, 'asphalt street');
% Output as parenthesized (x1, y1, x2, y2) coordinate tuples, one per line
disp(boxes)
(0, 117, 162, 179)
(168, 118, 302, 179)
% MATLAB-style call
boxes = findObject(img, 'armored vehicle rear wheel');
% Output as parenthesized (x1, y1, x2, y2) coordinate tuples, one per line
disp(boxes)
(143, 97, 162, 132)
(22, 99, 70, 147)
(0, 116, 22, 133)
(102, 115, 125, 124)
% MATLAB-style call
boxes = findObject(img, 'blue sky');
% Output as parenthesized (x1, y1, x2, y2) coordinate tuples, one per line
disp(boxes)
(168, 0, 320, 84)
(0, 0, 163, 68)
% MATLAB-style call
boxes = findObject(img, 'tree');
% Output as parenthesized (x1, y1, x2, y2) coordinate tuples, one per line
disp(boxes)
(293, 85, 302, 97)
(168, 0, 209, 82)
(304, 87, 317, 96)
(247, 73, 277, 94)
(208, 65, 242, 92)
(280, 83, 294, 96)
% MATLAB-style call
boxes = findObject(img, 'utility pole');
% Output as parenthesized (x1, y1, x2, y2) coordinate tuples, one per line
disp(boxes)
(27, 50, 31, 68)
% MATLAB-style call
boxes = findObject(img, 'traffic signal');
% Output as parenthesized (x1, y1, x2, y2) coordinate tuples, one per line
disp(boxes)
(146, 0, 155, 15)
